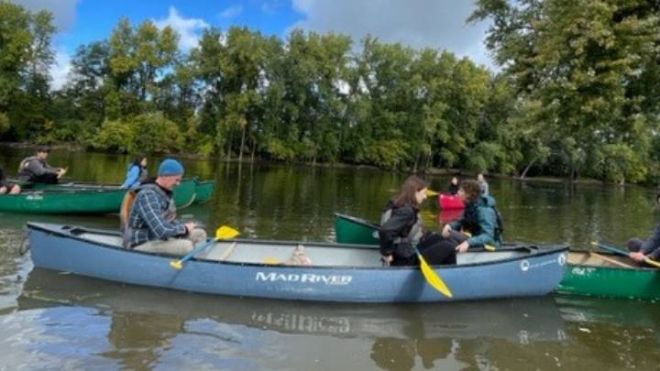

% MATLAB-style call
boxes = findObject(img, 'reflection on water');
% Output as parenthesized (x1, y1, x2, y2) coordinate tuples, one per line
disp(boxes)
(11, 269, 569, 369)
(7, 269, 660, 369)
(1, 147, 659, 369)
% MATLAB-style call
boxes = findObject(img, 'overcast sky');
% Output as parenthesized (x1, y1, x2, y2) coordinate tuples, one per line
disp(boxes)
(13, 0, 493, 90)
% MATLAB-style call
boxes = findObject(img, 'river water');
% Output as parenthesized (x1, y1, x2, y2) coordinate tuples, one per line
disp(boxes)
(0, 147, 658, 370)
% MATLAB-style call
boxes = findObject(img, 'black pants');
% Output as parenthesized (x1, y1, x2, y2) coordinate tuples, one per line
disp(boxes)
(27, 173, 59, 184)
(418, 232, 459, 265)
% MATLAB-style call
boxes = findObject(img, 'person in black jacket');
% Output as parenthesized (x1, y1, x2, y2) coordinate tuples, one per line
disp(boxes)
(0, 166, 21, 194)
(447, 176, 460, 195)
(379, 175, 456, 266)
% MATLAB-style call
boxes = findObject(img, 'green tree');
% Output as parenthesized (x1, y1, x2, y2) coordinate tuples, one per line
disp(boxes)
(471, 0, 659, 182)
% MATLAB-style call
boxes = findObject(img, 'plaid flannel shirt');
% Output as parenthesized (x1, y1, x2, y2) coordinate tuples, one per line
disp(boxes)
(126, 183, 186, 248)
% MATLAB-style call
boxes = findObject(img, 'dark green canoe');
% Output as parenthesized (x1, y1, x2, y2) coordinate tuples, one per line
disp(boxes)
(0, 188, 127, 214)
(335, 213, 380, 245)
(557, 252, 659, 301)
(0, 179, 197, 214)
(334, 213, 660, 300)
(193, 179, 215, 204)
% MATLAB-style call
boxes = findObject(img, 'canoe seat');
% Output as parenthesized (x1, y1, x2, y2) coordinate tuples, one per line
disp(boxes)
(205, 242, 237, 261)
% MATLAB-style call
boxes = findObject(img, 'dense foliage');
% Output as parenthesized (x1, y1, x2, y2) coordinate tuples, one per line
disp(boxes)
(0, 1, 657, 183)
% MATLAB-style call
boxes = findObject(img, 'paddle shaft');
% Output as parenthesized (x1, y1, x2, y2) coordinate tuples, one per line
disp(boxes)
(178, 238, 217, 264)
(595, 242, 629, 257)
(596, 242, 660, 268)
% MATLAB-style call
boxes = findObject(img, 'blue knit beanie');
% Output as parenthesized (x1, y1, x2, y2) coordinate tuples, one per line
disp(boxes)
(158, 159, 184, 176)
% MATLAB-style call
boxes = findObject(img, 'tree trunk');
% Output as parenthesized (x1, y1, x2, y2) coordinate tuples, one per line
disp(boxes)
(424, 154, 432, 172)
(225, 130, 233, 160)
(520, 158, 537, 179)
(239, 123, 246, 163)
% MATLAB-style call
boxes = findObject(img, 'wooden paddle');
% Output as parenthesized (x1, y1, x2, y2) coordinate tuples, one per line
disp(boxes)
(416, 248, 453, 298)
(591, 241, 660, 268)
(170, 225, 240, 270)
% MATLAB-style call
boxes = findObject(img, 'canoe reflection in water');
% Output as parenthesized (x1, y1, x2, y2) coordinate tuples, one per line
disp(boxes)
(17, 268, 568, 369)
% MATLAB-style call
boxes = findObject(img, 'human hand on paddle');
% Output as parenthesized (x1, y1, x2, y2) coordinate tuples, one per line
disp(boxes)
(56, 167, 67, 179)
(170, 225, 240, 270)
(629, 251, 647, 263)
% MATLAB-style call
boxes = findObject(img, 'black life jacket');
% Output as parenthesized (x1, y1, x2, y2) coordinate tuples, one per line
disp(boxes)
(380, 202, 424, 246)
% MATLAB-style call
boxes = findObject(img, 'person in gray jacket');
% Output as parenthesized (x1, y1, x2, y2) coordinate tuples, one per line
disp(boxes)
(17, 147, 66, 184)
(477, 173, 489, 196)
(627, 224, 660, 263)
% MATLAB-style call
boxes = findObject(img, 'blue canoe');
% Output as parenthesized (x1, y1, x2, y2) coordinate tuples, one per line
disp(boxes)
(26, 223, 568, 303)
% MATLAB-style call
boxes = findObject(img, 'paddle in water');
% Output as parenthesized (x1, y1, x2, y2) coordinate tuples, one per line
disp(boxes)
(591, 241, 660, 268)
(170, 225, 240, 270)
(416, 248, 453, 298)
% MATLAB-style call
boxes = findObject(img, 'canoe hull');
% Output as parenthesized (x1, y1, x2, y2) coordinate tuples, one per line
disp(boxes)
(27, 223, 567, 303)
(0, 189, 126, 214)
(1, 179, 197, 214)
(193, 179, 215, 203)
(335, 213, 380, 245)
(557, 261, 660, 300)
(335, 213, 659, 300)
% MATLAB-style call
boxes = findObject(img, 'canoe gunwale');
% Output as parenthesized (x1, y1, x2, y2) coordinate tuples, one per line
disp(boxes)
(567, 250, 657, 272)
(27, 222, 569, 271)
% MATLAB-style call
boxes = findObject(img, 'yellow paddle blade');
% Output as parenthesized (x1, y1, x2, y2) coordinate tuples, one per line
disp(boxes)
(425, 189, 439, 197)
(418, 254, 453, 298)
(216, 225, 240, 240)
(170, 260, 183, 270)
(485, 245, 496, 252)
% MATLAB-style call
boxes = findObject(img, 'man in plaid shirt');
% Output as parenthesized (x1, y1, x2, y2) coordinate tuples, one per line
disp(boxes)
(124, 159, 207, 255)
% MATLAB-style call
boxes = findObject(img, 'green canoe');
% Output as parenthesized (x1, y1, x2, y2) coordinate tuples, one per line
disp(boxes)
(0, 179, 197, 214)
(0, 188, 127, 214)
(193, 179, 215, 203)
(334, 213, 660, 300)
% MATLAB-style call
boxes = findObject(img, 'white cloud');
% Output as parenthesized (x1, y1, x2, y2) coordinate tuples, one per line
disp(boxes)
(220, 4, 243, 19)
(290, 0, 494, 69)
(154, 6, 209, 51)
(14, 0, 80, 32)
(50, 49, 72, 90)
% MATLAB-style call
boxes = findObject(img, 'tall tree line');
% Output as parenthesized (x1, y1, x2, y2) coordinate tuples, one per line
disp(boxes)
(0, 1, 657, 183)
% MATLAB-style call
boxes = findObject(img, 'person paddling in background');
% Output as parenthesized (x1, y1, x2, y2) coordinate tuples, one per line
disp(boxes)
(124, 159, 206, 255)
(379, 175, 456, 266)
(477, 173, 489, 196)
(0, 166, 21, 194)
(626, 224, 660, 265)
(447, 176, 460, 195)
(16, 147, 66, 184)
(121, 155, 148, 189)
(442, 180, 502, 252)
